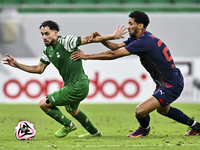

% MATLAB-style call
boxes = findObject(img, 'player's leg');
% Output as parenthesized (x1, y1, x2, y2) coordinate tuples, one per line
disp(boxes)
(66, 107, 102, 138)
(47, 87, 78, 138)
(157, 105, 200, 135)
(54, 79, 101, 138)
(155, 81, 200, 136)
(127, 96, 161, 137)
(64, 79, 102, 138)
(40, 84, 81, 138)
(157, 104, 194, 126)
(39, 96, 75, 138)
(39, 96, 72, 126)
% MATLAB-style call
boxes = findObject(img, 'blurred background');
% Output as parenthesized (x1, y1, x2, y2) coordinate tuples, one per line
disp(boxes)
(0, 0, 200, 104)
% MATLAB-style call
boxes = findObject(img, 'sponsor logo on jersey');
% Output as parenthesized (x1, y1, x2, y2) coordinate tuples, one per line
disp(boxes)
(56, 52, 60, 58)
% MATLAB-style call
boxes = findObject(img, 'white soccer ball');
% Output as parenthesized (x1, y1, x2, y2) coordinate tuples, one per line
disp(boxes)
(14, 121, 36, 140)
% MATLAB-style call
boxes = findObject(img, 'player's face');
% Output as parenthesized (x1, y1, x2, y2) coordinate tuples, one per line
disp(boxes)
(127, 18, 139, 37)
(40, 26, 57, 47)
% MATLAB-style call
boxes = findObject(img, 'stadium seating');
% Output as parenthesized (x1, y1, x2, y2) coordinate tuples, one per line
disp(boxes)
(48, 0, 72, 4)
(1, 0, 200, 13)
(71, 0, 97, 4)
(97, 0, 123, 4)
(22, 0, 47, 4)
(123, 0, 147, 4)
(0, 0, 199, 5)
(147, 0, 172, 4)
(173, 0, 196, 4)
(0, 0, 22, 4)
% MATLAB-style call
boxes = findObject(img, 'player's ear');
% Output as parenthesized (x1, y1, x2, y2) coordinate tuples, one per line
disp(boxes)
(54, 30, 58, 35)
(138, 23, 144, 30)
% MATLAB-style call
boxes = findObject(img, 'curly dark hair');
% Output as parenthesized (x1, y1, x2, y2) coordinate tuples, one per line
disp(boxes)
(39, 20, 60, 32)
(129, 11, 150, 28)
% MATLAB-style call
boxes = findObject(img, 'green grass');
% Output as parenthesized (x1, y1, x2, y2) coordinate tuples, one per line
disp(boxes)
(1, 103, 200, 150)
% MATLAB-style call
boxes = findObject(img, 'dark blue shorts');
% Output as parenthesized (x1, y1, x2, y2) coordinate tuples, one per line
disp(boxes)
(153, 77, 184, 107)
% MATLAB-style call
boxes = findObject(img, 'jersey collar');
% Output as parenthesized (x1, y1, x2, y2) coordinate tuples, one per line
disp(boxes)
(139, 31, 147, 38)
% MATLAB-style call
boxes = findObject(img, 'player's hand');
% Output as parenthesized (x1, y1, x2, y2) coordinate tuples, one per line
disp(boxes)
(86, 31, 101, 43)
(112, 25, 127, 39)
(2, 54, 18, 67)
(70, 50, 87, 61)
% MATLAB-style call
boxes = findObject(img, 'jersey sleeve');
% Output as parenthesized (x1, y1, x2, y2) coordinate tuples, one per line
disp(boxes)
(40, 49, 50, 65)
(125, 38, 150, 54)
(58, 35, 81, 52)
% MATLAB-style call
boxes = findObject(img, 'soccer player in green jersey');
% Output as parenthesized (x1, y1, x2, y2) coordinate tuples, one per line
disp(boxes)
(3, 20, 126, 138)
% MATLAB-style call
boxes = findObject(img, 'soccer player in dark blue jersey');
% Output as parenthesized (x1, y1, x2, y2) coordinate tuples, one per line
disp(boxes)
(70, 10, 200, 137)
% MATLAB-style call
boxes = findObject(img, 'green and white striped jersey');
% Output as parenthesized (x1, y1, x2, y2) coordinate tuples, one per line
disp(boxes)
(40, 35, 88, 85)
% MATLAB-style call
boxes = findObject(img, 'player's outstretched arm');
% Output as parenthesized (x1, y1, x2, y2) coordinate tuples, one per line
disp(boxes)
(70, 48, 131, 61)
(81, 25, 127, 45)
(3, 54, 48, 74)
(87, 31, 126, 50)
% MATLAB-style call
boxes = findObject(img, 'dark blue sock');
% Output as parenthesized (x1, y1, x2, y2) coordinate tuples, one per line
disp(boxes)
(164, 107, 194, 126)
(136, 114, 150, 129)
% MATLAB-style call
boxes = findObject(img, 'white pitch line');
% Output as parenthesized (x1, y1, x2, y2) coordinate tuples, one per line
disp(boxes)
(1, 144, 200, 149)
(57, 144, 200, 148)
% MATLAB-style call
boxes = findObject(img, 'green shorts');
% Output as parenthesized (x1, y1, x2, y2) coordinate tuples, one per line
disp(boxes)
(47, 79, 89, 111)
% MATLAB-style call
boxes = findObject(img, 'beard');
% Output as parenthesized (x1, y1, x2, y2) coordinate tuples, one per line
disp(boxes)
(130, 34, 136, 38)
(45, 43, 51, 47)
(44, 40, 53, 47)
(129, 28, 138, 38)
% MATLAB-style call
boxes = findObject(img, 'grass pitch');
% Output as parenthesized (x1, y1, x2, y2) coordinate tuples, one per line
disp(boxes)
(1, 103, 200, 150)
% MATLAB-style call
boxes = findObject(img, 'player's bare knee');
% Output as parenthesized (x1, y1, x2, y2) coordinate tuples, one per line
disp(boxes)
(135, 106, 146, 118)
(39, 99, 45, 110)
(157, 109, 163, 114)
(39, 98, 48, 111)
(157, 105, 170, 115)
(67, 109, 80, 116)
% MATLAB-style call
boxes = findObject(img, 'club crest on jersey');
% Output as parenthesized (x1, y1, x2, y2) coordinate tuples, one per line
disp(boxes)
(160, 90, 165, 95)
(56, 52, 60, 58)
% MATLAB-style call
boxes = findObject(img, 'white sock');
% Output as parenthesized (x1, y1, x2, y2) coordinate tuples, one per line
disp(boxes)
(92, 131, 100, 136)
(143, 126, 150, 130)
(68, 121, 73, 127)
(191, 121, 197, 127)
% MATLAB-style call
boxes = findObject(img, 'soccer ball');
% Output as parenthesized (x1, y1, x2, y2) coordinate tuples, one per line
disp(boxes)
(14, 121, 36, 140)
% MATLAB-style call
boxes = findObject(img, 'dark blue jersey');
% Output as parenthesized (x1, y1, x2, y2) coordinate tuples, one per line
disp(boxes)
(124, 31, 182, 88)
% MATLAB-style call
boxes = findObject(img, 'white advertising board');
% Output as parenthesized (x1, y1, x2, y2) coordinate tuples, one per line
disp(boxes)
(0, 57, 154, 104)
(1, 56, 199, 104)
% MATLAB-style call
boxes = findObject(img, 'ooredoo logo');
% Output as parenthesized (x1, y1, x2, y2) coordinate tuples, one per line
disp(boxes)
(3, 72, 145, 99)
(3, 79, 63, 99)
(88, 72, 140, 99)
